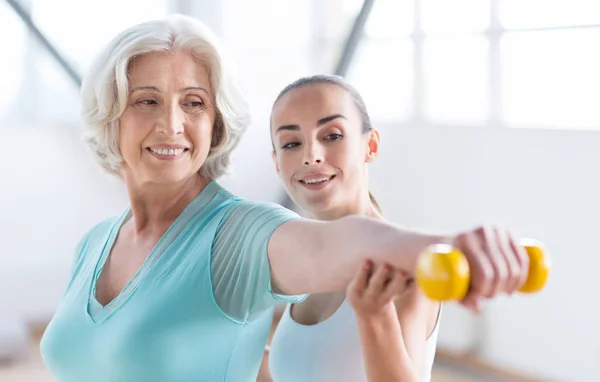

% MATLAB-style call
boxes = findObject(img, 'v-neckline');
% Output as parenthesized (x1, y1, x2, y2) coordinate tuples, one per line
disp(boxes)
(85, 180, 220, 325)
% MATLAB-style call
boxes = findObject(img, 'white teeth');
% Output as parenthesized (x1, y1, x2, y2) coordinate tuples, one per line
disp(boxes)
(150, 148, 185, 156)
(302, 177, 331, 184)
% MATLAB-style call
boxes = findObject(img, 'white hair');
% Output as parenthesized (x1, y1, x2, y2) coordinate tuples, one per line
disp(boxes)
(80, 14, 250, 179)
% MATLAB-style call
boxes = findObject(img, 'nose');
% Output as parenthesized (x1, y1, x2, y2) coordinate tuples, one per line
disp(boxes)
(156, 103, 184, 136)
(303, 142, 323, 166)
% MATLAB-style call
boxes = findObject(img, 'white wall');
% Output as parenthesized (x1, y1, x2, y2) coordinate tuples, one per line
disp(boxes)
(0, 124, 128, 322)
(369, 123, 600, 381)
(186, 0, 321, 203)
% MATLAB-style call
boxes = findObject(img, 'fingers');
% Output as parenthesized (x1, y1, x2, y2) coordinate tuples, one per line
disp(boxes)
(379, 270, 407, 303)
(480, 226, 509, 298)
(364, 263, 408, 304)
(460, 295, 482, 315)
(457, 231, 494, 302)
(497, 228, 526, 294)
(509, 233, 530, 291)
(347, 260, 372, 298)
(364, 262, 392, 299)
(349, 261, 408, 309)
(455, 224, 529, 304)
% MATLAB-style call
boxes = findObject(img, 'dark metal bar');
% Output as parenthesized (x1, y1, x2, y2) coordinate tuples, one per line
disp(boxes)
(334, 0, 376, 76)
(5, 0, 82, 87)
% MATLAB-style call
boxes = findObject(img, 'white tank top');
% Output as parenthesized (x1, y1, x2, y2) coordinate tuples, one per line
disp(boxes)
(269, 298, 441, 382)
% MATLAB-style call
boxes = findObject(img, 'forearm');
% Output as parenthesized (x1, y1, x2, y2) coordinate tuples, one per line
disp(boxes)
(269, 215, 450, 295)
(311, 215, 449, 292)
(356, 313, 419, 382)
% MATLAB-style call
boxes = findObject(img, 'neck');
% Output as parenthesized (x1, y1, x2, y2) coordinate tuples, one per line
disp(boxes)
(309, 193, 382, 222)
(123, 172, 211, 235)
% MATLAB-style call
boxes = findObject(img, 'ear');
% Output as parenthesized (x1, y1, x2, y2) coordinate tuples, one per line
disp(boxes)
(272, 151, 280, 174)
(365, 128, 380, 163)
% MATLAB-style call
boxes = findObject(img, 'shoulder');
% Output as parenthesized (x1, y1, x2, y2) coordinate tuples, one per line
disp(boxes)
(210, 187, 302, 254)
(208, 182, 299, 222)
(71, 214, 122, 266)
(80, 216, 120, 248)
(217, 197, 300, 230)
(89, 216, 119, 236)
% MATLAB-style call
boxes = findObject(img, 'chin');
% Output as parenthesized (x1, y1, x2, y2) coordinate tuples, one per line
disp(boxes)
(298, 195, 336, 215)
(144, 167, 196, 185)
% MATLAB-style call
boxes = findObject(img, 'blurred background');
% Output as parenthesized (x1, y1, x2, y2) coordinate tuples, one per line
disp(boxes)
(1, 0, 599, 381)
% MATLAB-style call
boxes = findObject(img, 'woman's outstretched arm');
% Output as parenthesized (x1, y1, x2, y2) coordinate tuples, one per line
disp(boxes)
(268, 216, 529, 310)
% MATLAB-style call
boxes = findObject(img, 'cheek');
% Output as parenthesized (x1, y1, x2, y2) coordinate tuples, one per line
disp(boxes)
(189, 115, 215, 149)
(330, 143, 364, 176)
(118, 119, 143, 155)
(120, 108, 154, 136)
(329, 143, 354, 166)
(275, 153, 296, 180)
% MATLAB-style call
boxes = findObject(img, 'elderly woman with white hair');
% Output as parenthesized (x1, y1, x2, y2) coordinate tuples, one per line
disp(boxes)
(40, 14, 531, 382)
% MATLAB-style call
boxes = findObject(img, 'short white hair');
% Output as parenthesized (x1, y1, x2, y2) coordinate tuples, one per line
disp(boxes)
(81, 14, 250, 179)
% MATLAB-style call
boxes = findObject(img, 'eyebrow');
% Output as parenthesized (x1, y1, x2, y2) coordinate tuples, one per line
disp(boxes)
(275, 114, 347, 134)
(130, 86, 210, 95)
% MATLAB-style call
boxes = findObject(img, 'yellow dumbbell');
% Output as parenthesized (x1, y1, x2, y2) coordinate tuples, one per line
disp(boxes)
(416, 239, 551, 301)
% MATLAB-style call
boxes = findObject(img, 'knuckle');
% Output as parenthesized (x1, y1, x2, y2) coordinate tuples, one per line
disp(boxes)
(474, 226, 487, 238)
(496, 265, 508, 281)
(508, 264, 519, 280)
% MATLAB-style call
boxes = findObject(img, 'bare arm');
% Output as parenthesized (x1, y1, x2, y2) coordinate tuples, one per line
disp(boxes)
(268, 215, 449, 295)
(356, 312, 417, 382)
(269, 216, 531, 312)
(256, 346, 272, 382)
(348, 261, 440, 382)
(393, 289, 440, 379)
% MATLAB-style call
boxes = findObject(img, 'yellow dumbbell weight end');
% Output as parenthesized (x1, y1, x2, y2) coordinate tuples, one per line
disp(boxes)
(518, 239, 551, 293)
(416, 240, 551, 301)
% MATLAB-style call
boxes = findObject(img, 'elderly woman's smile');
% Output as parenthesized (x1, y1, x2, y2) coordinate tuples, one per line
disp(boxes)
(146, 145, 190, 159)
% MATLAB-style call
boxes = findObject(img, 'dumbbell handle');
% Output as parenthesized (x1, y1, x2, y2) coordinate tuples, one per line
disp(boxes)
(416, 239, 551, 301)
